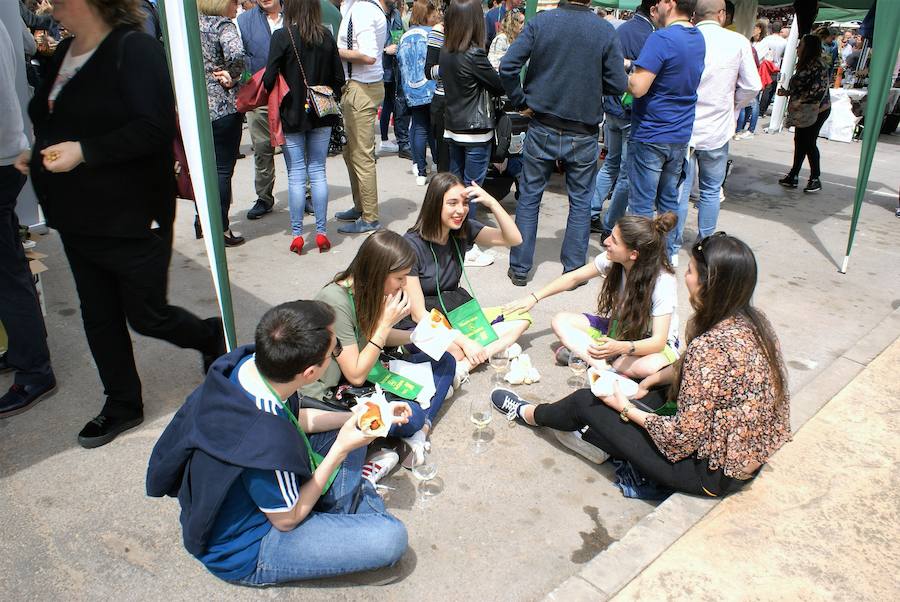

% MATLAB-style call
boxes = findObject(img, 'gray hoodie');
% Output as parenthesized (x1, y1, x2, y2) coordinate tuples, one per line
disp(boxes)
(0, 14, 27, 166)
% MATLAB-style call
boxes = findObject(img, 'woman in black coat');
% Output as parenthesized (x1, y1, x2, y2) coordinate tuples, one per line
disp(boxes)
(15, 0, 223, 449)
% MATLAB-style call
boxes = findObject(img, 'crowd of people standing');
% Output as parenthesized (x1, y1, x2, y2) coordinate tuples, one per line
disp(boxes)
(2, 0, 803, 588)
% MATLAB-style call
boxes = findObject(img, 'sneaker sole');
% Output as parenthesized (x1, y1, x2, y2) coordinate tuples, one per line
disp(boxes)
(78, 416, 144, 449)
(336, 215, 362, 223)
(0, 385, 57, 419)
(778, 182, 798, 189)
(803, 188, 821, 193)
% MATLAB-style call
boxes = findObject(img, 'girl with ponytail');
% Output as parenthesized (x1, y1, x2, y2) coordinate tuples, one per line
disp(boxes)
(505, 213, 680, 380)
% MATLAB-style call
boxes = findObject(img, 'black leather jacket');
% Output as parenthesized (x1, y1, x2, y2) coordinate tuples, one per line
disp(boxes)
(439, 46, 505, 133)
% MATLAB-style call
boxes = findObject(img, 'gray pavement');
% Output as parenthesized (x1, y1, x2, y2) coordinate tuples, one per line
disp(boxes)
(1, 122, 899, 601)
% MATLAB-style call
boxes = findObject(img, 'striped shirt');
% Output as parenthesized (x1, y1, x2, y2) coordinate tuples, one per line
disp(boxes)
(426, 24, 444, 95)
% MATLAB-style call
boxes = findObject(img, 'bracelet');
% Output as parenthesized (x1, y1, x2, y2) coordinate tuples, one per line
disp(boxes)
(629, 341, 636, 355)
(367, 340, 383, 351)
(530, 292, 539, 304)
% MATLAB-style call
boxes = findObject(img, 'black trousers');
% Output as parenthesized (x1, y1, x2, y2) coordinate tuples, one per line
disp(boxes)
(759, 81, 777, 117)
(211, 112, 243, 231)
(0, 165, 53, 386)
(429, 93, 450, 173)
(533, 388, 747, 497)
(59, 225, 215, 418)
(789, 107, 831, 179)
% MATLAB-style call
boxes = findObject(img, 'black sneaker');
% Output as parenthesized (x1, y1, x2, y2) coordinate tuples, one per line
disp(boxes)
(202, 317, 226, 373)
(398, 147, 413, 160)
(491, 388, 530, 423)
(246, 200, 273, 220)
(0, 352, 11, 375)
(778, 175, 798, 189)
(0, 377, 57, 418)
(78, 413, 144, 449)
(803, 178, 822, 193)
(507, 268, 527, 287)
(590, 216, 604, 233)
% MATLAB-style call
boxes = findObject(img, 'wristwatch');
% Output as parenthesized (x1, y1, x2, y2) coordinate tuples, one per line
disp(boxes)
(620, 402, 632, 423)
(628, 341, 636, 355)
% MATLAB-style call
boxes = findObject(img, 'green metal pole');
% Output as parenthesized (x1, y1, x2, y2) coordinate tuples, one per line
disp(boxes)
(158, 0, 237, 347)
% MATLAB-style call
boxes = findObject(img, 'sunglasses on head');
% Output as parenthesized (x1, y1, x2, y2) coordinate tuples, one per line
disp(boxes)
(695, 231, 727, 264)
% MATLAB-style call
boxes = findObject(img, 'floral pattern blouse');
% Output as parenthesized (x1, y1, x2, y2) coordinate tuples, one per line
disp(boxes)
(644, 315, 792, 478)
(199, 15, 246, 121)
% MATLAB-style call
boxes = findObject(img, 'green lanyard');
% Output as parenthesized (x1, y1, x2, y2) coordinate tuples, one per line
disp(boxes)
(258, 370, 339, 495)
(428, 237, 482, 313)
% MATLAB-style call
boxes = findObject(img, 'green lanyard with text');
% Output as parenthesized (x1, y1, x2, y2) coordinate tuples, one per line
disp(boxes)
(259, 373, 339, 495)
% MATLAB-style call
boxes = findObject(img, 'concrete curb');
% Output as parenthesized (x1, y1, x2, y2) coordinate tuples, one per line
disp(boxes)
(544, 306, 900, 602)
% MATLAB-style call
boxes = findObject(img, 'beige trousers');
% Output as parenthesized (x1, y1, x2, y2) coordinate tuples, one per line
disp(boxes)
(341, 80, 384, 223)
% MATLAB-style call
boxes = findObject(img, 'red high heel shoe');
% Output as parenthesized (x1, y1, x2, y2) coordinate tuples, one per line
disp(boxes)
(315, 233, 332, 253)
(289, 236, 304, 255)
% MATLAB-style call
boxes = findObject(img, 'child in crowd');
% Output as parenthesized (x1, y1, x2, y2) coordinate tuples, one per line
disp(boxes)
(505, 214, 680, 380)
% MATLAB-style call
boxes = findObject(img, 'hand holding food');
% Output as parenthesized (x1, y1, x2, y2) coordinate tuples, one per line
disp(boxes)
(41, 141, 84, 173)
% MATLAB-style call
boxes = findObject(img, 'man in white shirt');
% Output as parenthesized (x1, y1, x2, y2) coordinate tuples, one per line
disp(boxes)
(756, 20, 787, 116)
(671, 0, 760, 261)
(335, 0, 388, 234)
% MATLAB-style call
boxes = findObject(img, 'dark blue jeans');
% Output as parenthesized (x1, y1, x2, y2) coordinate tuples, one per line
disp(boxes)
(509, 121, 598, 277)
(211, 112, 243, 231)
(380, 82, 410, 149)
(626, 139, 688, 254)
(409, 104, 436, 176)
(448, 140, 491, 213)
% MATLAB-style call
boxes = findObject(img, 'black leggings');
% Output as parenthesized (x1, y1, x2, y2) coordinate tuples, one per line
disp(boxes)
(532, 389, 748, 497)
(789, 107, 831, 179)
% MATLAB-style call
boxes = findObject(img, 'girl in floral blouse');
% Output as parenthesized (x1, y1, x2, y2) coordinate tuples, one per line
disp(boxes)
(493, 233, 791, 497)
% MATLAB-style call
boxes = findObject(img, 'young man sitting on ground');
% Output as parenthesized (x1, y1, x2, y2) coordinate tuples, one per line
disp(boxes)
(146, 301, 409, 585)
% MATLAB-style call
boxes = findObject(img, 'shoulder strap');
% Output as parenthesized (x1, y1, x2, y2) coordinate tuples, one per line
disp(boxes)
(286, 25, 310, 90)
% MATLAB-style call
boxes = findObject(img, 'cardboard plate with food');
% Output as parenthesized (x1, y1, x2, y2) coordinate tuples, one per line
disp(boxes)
(588, 367, 639, 399)
(352, 385, 395, 438)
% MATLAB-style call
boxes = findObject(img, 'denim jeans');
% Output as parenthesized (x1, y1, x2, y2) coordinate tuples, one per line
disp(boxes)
(283, 127, 332, 237)
(673, 143, 729, 257)
(601, 168, 630, 234)
(448, 140, 491, 213)
(591, 115, 630, 218)
(211, 112, 243, 231)
(386, 351, 456, 437)
(626, 139, 689, 255)
(409, 105, 437, 176)
(380, 82, 410, 149)
(236, 429, 408, 585)
(510, 121, 598, 276)
(736, 94, 759, 133)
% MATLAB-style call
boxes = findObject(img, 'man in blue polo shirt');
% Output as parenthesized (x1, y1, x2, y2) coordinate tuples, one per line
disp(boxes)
(626, 0, 705, 248)
(591, 0, 660, 237)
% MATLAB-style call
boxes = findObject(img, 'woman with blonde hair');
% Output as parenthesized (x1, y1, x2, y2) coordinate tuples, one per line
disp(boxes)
(487, 6, 524, 71)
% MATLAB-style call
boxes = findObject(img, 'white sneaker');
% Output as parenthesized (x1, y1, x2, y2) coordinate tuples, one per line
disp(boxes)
(463, 244, 494, 267)
(411, 162, 418, 176)
(452, 363, 470, 389)
(670, 254, 679, 268)
(379, 139, 399, 154)
(554, 429, 609, 464)
(719, 187, 726, 204)
(503, 343, 522, 359)
(416, 175, 427, 186)
(401, 428, 432, 469)
(362, 449, 399, 485)
(742, 132, 754, 140)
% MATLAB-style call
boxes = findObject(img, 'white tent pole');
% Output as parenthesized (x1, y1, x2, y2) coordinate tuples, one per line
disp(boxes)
(768, 15, 799, 134)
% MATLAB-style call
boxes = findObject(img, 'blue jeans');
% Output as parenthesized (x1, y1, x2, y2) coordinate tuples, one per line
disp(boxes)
(736, 94, 759, 133)
(626, 140, 689, 255)
(510, 121, 598, 276)
(673, 143, 729, 257)
(211, 112, 243, 231)
(591, 115, 630, 218)
(236, 429, 407, 585)
(283, 127, 332, 237)
(409, 105, 436, 177)
(380, 82, 410, 148)
(387, 351, 456, 437)
(448, 140, 491, 185)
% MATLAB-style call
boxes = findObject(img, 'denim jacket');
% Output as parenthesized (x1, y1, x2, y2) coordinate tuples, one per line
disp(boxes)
(397, 26, 435, 107)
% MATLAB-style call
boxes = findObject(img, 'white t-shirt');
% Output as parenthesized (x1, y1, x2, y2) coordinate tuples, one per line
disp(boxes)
(593, 252, 680, 347)
(267, 14, 283, 34)
(48, 46, 96, 112)
(756, 34, 787, 69)
(337, 0, 387, 83)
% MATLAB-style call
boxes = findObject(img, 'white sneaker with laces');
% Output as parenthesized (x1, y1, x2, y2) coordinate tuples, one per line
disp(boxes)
(416, 175, 427, 186)
(362, 449, 399, 485)
(554, 429, 609, 464)
(379, 139, 399, 154)
(504, 343, 522, 359)
(452, 363, 470, 390)
(463, 244, 494, 267)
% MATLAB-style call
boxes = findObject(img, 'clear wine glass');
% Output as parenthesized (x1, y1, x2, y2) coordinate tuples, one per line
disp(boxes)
(469, 396, 494, 453)
(567, 353, 587, 388)
(489, 350, 510, 388)
(411, 449, 442, 505)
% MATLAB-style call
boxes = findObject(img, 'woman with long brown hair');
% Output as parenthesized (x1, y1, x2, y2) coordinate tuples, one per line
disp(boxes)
(302, 229, 456, 466)
(506, 213, 680, 380)
(494, 233, 791, 498)
(263, 0, 344, 255)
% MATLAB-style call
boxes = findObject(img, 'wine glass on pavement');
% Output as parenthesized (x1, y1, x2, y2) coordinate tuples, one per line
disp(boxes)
(489, 350, 510, 388)
(411, 448, 442, 505)
(469, 396, 494, 453)
(567, 353, 587, 388)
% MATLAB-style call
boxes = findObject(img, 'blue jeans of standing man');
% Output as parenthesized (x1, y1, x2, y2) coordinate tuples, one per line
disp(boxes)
(673, 143, 729, 258)
(409, 105, 437, 177)
(283, 126, 332, 237)
(510, 121, 599, 278)
(591, 115, 630, 219)
(736, 94, 759, 133)
(601, 164, 630, 235)
(236, 429, 408, 585)
(626, 140, 689, 254)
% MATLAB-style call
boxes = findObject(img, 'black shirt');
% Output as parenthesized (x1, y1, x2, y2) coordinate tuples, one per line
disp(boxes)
(405, 219, 486, 297)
